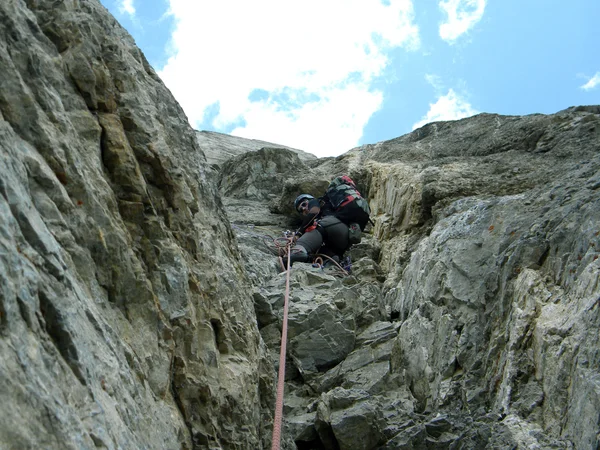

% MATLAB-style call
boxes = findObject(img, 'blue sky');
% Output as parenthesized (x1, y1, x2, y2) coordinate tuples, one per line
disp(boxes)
(100, 0, 600, 157)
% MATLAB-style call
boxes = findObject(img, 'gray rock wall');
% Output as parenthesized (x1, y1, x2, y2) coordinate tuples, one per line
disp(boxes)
(196, 130, 316, 168)
(0, 1, 271, 449)
(218, 148, 308, 200)
(363, 110, 600, 447)
(220, 108, 600, 449)
(2, 0, 600, 449)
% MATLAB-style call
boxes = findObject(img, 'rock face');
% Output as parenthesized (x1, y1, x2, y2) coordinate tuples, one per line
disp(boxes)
(222, 108, 600, 449)
(1, 1, 600, 450)
(196, 130, 317, 168)
(218, 148, 309, 201)
(0, 1, 272, 449)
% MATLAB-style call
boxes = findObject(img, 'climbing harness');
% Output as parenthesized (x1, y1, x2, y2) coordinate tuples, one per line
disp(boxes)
(271, 235, 293, 450)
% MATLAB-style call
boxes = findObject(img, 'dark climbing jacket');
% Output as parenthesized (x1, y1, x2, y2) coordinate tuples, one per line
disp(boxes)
(323, 176, 371, 231)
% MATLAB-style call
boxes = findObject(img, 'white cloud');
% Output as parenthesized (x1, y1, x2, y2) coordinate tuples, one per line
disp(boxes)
(118, 0, 135, 16)
(158, 0, 420, 157)
(231, 86, 384, 154)
(439, 0, 486, 43)
(581, 72, 600, 91)
(425, 73, 444, 92)
(412, 89, 478, 130)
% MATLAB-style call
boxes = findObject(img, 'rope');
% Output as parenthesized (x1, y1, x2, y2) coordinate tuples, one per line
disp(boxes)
(231, 223, 308, 260)
(271, 236, 293, 450)
(313, 253, 350, 276)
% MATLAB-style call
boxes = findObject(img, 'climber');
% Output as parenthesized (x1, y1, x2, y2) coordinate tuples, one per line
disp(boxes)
(281, 193, 350, 269)
(280, 176, 372, 270)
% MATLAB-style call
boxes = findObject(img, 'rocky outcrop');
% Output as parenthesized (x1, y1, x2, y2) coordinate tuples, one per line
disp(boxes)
(196, 130, 316, 168)
(218, 148, 309, 201)
(0, 1, 272, 449)
(2, 0, 600, 449)
(223, 107, 600, 449)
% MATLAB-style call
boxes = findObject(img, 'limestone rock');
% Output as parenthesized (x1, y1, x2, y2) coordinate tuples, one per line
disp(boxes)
(0, 1, 272, 448)
(315, 388, 386, 450)
(196, 130, 316, 168)
(256, 264, 388, 380)
(2, 0, 600, 448)
(219, 147, 308, 201)
(221, 106, 599, 449)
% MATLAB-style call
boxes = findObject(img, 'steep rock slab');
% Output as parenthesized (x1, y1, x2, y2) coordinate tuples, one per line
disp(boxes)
(223, 108, 600, 448)
(368, 110, 600, 447)
(196, 130, 316, 168)
(0, 1, 271, 449)
(219, 147, 308, 200)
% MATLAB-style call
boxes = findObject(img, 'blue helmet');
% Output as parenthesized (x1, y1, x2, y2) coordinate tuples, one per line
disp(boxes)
(294, 194, 314, 211)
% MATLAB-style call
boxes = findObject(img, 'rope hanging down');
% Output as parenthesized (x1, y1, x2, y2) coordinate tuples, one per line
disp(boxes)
(271, 236, 293, 450)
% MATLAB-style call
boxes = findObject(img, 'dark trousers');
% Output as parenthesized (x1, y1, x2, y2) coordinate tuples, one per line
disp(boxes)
(297, 215, 349, 257)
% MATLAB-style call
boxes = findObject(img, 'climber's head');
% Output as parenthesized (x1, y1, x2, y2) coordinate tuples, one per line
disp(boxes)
(294, 194, 314, 214)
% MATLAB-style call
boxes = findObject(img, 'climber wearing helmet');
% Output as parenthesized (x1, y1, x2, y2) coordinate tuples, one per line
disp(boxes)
(283, 193, 349, 268)
(294, 194, 315, 216)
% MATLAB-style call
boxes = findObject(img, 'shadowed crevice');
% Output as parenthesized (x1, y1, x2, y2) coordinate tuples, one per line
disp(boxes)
(38, 290, 86, 386)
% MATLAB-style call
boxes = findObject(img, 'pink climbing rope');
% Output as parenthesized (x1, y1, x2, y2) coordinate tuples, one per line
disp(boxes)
(271, 236, 293, 450)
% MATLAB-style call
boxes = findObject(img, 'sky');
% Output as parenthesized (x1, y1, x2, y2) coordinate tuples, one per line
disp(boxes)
(99, 0, 600, 158)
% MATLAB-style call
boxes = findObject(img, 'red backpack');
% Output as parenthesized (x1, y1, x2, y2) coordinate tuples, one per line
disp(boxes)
(323, 176, 371, 231)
